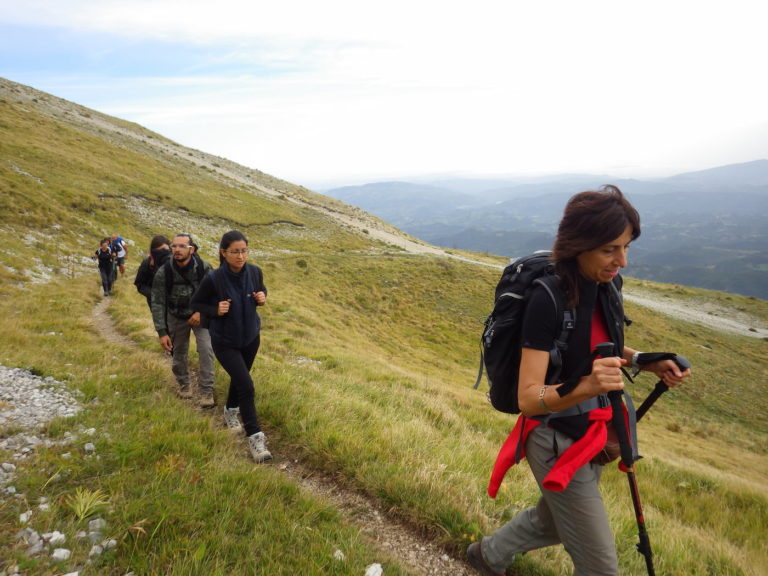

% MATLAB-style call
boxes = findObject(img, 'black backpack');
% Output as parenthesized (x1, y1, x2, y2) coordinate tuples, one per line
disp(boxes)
(473, 251, 575, 414)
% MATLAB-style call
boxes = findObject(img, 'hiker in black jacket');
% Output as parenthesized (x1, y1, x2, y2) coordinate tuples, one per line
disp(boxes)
(92, 238, 117, 296)
(191, 230, 272, 463)
(468, 186, 691, 576)
(134, 234, 171, 309)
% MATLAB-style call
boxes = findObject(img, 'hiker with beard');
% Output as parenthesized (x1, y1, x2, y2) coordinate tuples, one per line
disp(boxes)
(134, 234, 171, 309)
(467, 186, 692, 576)
(151, 233, 216, 408)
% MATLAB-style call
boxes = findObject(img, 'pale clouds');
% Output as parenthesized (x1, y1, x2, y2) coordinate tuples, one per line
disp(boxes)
(1, 0, 766, 185)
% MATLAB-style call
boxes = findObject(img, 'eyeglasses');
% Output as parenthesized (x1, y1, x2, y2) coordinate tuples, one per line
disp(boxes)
(170, 244, 192, 250)
(225, 249, 249, 256)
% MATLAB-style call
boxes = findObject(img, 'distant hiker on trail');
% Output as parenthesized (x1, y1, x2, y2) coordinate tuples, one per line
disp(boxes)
(110, 233, 128, 280)
(191, 230, 272, 463)
(467, 186, 692, 576)
(134, 234, 171, 309)
(92, 237, 117, 297)
(151, 233, 216, 408)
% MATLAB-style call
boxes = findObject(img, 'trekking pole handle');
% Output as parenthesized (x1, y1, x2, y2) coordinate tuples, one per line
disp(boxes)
(636, 354, 691, 421)
(594, 342, 616, 360)
(595, 342, 635, 466)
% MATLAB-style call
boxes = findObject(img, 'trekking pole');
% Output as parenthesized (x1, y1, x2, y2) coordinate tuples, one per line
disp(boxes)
(595, 342, 655, 576)
(635, 354, 691, 421)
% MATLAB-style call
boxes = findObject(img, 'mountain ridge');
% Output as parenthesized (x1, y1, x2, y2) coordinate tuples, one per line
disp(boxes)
(325, 162, 768, 299)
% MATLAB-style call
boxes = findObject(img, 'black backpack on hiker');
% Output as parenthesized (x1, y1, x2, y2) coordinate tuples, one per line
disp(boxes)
(473, 251, 575, 414)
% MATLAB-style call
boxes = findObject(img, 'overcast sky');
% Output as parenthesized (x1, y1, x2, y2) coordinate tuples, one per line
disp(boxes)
(1, 1, 766, 188)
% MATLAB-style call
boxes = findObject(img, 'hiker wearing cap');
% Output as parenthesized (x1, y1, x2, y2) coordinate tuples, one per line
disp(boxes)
(151, 233, 216, 407)
(467, 186, 691, 576)
(191, 230, 272, 463)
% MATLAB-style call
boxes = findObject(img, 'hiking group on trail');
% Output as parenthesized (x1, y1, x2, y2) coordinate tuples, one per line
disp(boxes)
(94, 184, 692, 574)
(116, 229, 272, 464)
(91, 233, 129, 296)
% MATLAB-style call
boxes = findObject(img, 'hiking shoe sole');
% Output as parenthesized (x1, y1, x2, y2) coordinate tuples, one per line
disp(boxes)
(199, 396, 215, 408)
(251, 450, 273, 463)
(467, 542, 503, 576)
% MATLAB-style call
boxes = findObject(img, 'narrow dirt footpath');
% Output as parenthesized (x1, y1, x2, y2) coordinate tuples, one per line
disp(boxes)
(92, 299, 476, 576)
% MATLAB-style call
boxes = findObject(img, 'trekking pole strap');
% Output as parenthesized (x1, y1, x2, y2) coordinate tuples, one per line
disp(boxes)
(635, 353, 691, 421)
(555, 346, 600, 398)
(473, 348, 484, 390)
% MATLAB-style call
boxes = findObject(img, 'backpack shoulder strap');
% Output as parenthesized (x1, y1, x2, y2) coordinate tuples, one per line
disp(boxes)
(211, 268, 227, 302)
(163, 260, 174, 294)
(193, 254, 210, 282)
(533, 274, 576, 385)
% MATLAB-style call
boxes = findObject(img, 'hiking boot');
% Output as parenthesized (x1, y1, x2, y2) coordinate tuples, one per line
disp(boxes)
(223, 407, 243, 432)
(199, 394, 215, 408)
(177, 387, 193, 399)
(467, 542, 503, 576)
(248, 432, 272, 463)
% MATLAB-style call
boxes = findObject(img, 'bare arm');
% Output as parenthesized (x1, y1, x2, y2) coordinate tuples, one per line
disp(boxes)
(518, 348, 626, 416)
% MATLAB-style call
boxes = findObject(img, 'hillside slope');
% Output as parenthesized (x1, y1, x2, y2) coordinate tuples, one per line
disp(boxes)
(1, 77, 767, 576)
(2, 77, 763, 338)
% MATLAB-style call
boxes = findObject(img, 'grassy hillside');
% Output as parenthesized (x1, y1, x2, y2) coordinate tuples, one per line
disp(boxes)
(1, 78, 767, 576)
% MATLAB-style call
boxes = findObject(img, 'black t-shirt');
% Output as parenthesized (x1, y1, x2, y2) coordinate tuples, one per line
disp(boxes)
(520, 277, 617, 439)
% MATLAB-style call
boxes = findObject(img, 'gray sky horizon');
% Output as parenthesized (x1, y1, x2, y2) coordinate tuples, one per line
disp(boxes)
(1, 0, 766, 189)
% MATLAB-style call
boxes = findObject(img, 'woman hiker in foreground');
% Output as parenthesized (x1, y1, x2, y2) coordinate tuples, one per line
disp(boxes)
(191, 230, 272, 463)
(467, 186, 692, 576)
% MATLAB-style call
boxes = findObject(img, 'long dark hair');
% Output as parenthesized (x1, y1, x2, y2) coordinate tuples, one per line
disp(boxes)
(149, 234, 170, 251)
(218, 230, 248, 265)
(552, 185, 640, 306)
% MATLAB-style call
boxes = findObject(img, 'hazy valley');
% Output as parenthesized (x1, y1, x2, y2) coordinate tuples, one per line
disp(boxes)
(324, 163, 768, 299)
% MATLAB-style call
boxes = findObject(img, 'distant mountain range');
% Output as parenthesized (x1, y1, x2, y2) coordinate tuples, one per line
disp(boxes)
(323, 160, 768, 299)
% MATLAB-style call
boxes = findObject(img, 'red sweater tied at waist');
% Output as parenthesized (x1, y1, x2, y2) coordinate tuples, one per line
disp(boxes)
(488, 406, 614, 497)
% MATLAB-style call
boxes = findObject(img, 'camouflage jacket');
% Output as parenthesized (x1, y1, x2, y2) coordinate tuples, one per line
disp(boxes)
(151, 255, 212, 336)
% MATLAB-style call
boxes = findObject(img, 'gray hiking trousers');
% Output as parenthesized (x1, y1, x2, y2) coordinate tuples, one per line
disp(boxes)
(482, 424, 618, 575)
(166, 314, 215, 395)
